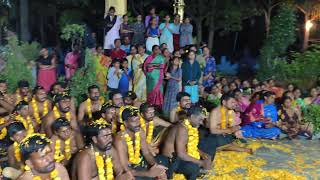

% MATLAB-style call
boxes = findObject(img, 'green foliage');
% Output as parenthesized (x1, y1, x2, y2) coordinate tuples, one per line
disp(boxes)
(0, 36, 34, 93)
(69, 49, 98, 105)
(258, 1, 297, 80)
(20, 41, 41, 62)
(269, 45, 320, 89)
(58, 9, 84, 29)
(60, 24, 85, 43)
(304, 104, 320, 133)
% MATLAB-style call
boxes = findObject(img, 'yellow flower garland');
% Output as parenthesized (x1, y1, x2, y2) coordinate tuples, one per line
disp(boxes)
(220, 107, 233, 129)
(139, 115, 154, 144)
(87, 98, 93, 119)
(13, 142, 24, 170)
(124, 132, 141, 164)
(184, 120, 200, 160)
(16, 90, 28, 104)
(0, 118, 7, 140)
(16, 115, 34, 135)
(86, 97, 105, 119)
(95, 152, 114, 180)
(31, 98, 49, 124)
(25, 165, 61, 180)
(176, 106, 182, 113)
(54, 138, 71, 162)
(53, 106, 71, 121)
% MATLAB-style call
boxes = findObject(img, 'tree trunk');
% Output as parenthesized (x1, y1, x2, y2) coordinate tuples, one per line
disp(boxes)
(264, 9, 271, 37)
(39, 16, 45, 45)
(196, 20, 202, 44)
(19, 0, 30, 42)
(0, 27, 2, 45)
(302, 16, 309, 51)
(303, 25, 310, 51)
(208, 21, 215, 50)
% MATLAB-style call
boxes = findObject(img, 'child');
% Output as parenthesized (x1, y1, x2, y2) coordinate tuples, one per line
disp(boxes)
(118, 58, 132, 96)
(107, 58, 122, 92)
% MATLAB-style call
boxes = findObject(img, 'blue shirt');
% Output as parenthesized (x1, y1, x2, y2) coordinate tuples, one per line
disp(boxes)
(107, 67, 121, 89)
(120, 45, 131, 55)
(119, 69, 132, 95)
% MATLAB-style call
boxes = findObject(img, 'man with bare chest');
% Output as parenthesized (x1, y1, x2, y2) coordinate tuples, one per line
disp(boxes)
(78, 85, 104, 126)
(73, 120, 133, 180)
(157, 106, 212, 179)
(114, 106, 167, 180)
(207, 93, 252, 153)
(28, 86, 52, 125)
(50, 117, 80, 167)
(17, 134, 70, 180)
(169, 92, 191, 123)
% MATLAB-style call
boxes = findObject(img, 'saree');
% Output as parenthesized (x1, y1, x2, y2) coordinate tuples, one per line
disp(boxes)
(240, 102, 281, 139)
(95, 54, 111, 92)
(65, 52, 80, 80)
(132, 54, 148, 102)
(37, 68, 56, 92)
(143, 54, 166, 107)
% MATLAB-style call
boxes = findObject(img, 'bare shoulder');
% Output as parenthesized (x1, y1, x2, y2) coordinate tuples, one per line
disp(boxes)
(114, 132, 125, 144)
(77, 148, 91, 161)
(78, 101, 86, 110)
(211, 107, 220, 115)
(17, 171, 33, 180)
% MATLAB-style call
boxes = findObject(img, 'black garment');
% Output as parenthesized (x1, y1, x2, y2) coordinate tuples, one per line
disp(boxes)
(155, 154, 180, 179)
(38, 55, 52, 65)
(129, 157, 154, 180)
(198, 127, 218, 160)
(207, 134, 235, 147)
(176, 159, 200, 180)
(104, 15, 117, 34)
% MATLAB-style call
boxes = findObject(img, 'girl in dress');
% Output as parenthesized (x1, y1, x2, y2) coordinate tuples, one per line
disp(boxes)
(146, 17, 160, 53)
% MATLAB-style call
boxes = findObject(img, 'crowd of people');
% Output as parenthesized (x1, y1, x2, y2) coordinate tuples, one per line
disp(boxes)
(0, 5, 319, 180)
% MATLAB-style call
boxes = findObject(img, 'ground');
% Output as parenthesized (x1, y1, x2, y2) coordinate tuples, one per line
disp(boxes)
(174, 139, 320, 180)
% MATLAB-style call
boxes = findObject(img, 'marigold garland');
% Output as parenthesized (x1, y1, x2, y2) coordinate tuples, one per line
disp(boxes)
(86, 97, 104, 120)
(31, 98, 49, 124)
(220, 107, 233, 129)
(95, 152, 114, 180)
(146, 121, 154, 144)
(54, 138, 71, 162)
(16, 115, 34, 135)
(13, 141, 24, 170)
(124, 132, 141, 164)
(184, 120, 200, 160)
(139, 116, 154, 143)
(53, 106, 71, 121)
(0, 118, 7, 140)
(16, 90, 28, 104)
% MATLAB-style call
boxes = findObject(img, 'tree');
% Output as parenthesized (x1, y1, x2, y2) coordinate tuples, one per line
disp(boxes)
(0, 36, 34, 92)
(256, 0, 281, 37)
(184, 0, 212, 44)
(205, 0, 258, 49)
(0, 5, 9, 45)
(19, 0, 30, 42)
(258, 1, 296, 80)
(295, 0, 320, 51)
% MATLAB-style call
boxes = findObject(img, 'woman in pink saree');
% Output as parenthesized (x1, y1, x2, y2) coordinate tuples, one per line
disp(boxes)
(37, 48, 56, 92)
(65, 45, 80, 80)
(143, 45, 166, 108)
